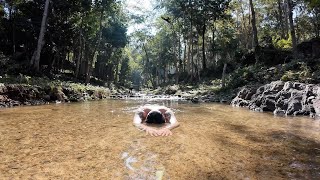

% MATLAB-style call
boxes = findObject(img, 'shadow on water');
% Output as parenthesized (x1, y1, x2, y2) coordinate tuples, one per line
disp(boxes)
(217, 122, 320, 179)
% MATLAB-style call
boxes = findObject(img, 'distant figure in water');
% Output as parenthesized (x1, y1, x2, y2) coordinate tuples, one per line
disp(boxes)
(133, 104, 179, 136)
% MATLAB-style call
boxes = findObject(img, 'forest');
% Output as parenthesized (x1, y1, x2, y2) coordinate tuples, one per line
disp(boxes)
(0, 0, 320, 90)
(1, 2, 320, 179)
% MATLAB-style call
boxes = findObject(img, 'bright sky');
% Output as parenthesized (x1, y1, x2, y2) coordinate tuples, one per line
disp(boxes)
(123, 0, 159, 35)
(125, 0, 153, 14)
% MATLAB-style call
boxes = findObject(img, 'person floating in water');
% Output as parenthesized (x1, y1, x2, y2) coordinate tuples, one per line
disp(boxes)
(133, 104, 179, 136)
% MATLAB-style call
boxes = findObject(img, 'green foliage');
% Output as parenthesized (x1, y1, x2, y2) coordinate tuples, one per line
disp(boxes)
(306, 0, 320, 7)
(273, 35, 292, 50)
(281, 62, 312, 83)
(281, 71, 299, 81)
(227, 64, 281, 89)
(215, 19, 238, 60)
(0, 0, 130, 86)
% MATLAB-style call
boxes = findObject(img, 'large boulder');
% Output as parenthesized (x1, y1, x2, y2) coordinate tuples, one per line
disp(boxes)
(0, 83, 7, 94)
(313, 99, 320, 117)
(232, 80, 320, 118)
(237, 85, 258, 100)
(286, 96, 303, 116)
(261, 95, 276, 111)
(165, 85, 179, 95)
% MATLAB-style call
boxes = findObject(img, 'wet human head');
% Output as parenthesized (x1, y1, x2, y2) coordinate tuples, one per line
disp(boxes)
(146, 110, 165, 124)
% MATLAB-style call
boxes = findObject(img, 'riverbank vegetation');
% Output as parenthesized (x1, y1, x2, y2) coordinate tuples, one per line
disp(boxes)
(0, 0, 320, 99)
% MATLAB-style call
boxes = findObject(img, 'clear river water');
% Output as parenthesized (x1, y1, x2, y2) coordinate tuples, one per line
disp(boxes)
(0, 100, 319, 179)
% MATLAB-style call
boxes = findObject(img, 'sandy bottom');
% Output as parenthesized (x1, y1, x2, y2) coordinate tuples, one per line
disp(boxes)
(0, 100, 319, 179)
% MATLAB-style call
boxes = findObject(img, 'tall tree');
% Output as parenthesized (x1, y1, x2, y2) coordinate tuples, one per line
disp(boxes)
(249, 0, 259, 49)
(85, 0, 106, 84)
(277, 0, 286, 39)
(287, 0, 298, 58)
(30, 0, 50, 72)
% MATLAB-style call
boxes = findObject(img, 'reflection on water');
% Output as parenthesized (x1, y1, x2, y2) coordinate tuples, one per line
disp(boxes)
(0, 100, 319, 179)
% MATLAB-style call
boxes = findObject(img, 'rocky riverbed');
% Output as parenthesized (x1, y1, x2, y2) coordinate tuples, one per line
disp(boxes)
(231, 81, 320, 117)
(110, 84, 236, 104)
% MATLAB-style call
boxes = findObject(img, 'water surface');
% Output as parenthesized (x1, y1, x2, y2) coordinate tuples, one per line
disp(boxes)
(0, 100, 319, 179)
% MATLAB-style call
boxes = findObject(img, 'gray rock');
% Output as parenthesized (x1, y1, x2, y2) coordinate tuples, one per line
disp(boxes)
(0, 102, 7, 108)
(283, 81, 294, 91)
(0, 83, 7, 94)
(262, 96, 276, 111)
(312, 98, 320, 117)
(231, 81, 320, 117)
(307, 96, 316, 103)
(165, 85, 179, 95)
(274, 108, 286, 116)
(286, 98, 303, 116)
(191, 97, 200, 103)
(270, 81, 285, 92)
(293, 82, 306, 90)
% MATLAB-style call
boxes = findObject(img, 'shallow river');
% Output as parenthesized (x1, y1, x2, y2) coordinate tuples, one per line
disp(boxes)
(0, 100, 319, 179)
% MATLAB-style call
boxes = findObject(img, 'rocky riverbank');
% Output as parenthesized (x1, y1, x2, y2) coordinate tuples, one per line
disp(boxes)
(0, 83, 111, 108)
(0, 81, 235, 108)
(231, 81, 320, 117)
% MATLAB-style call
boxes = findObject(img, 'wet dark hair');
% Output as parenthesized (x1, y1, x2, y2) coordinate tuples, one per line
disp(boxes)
(146, 111, 165, 124)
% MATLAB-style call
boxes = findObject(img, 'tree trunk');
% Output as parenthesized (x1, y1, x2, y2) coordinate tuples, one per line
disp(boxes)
(110, 65, 114, 84)
(190, 23, 194, 80)
(239, 0, 249, 48)
(284, 1, 289, 38)
(177, 33, 182, 84)
(142, 43, 152, 84)
(249, 0, 259, 49)
(222, 63, 227, 88)
(75, 16, 83, 78)
(189, 0, 193, 80)
(79, 41, 86, 76)
(11, 6, 16, 54)
(191, 36, 194, 81)
(202, 19, 206, 70)
(31, 0, 50, 72)
(287, 0, 297, 58)
(197, 40, 201, 81)
(211, 20, 215, 67)
(8, 4, 16, 54)
(248, 3, 252, 49)
(187, 36, 191, 75)
(277, 0, 286, 39)
(183, 39, 187, 73)
(315, 11, 320, 37)
(85, 3, 105, 84)
(164, 65, 167, 84)
(142, 43, 150, 72)
(173, 29, 179, 84)
(115, 60, 119, 85)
